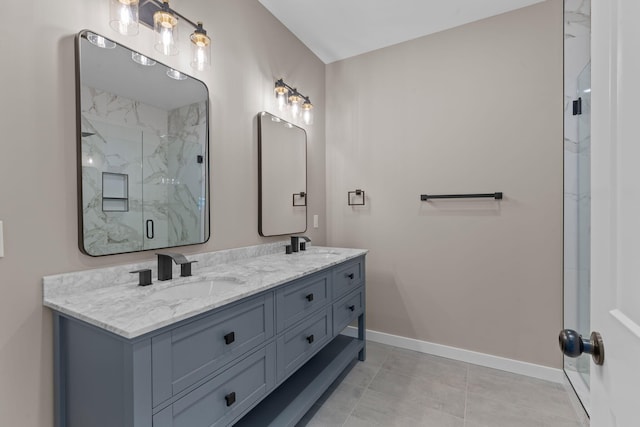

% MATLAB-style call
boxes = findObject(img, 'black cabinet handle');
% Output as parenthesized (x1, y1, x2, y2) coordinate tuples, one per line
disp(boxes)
(225, 392, 236, 407)
(345, 273, 355, 280)
(146, 219, 154, 239)
(349, 305, 356, 312)
(224, 332, 235, 345)
(306, 334, 314, 344)
(306, 293, 314, 302)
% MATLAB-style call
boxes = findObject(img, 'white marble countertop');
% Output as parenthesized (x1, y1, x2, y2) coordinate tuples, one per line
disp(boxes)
(43, 244, 366, 339)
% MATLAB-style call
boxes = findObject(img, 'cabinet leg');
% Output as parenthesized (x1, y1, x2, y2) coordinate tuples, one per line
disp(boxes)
(53, 313, 66, 427)
(357, 312, 366, 361)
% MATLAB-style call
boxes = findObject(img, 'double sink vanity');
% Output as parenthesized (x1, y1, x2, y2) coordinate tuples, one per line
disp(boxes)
(56, 29, 364, 427)
(44, 242, 367, 427)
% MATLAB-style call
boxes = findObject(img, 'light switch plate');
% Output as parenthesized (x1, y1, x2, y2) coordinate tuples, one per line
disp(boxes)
(313, 215, 319, 229)
(0, 221, 4, 257)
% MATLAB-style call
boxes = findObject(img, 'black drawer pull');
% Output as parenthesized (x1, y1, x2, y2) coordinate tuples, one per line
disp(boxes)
(306, 334, 314, 344)
(306, 293, 314, 302)
(349, 305, 356, 312)
(225, 392, 236, 407)
(345, 273, 355, 280)
(224, 332, 235, 345)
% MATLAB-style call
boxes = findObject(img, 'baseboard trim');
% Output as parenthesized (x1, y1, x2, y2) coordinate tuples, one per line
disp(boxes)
(342, 326, 564, 384)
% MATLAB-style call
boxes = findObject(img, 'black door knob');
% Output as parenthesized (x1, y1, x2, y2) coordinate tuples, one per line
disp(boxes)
(558, 329, 605, 366)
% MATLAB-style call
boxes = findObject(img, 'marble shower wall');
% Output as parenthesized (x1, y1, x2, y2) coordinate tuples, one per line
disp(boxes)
(167, 101, 207, 246)
(80, 85, 169, 255)
(563, 0, 591, 344)
(80, 86, 205, 255)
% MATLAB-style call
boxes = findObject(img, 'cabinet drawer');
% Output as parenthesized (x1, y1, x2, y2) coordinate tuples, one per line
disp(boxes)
(276, 272, 330, 332)
(152, 293, 274, 406)
(332, 258, 363, 298)
(153, 344, 276, 427)
(333, 287, 364, 336)
(276, 307, 331, 382)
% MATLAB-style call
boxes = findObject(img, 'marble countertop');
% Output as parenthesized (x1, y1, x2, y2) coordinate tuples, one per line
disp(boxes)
(43, 244, 366, 339)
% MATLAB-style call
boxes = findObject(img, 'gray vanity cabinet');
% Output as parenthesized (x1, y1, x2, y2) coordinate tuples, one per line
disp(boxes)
(151, 293, 275, 406)
(152, 344, 276, 427)
(53, 255, 365, 427)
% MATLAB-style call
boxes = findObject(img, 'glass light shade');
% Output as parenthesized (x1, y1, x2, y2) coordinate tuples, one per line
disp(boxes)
(289, 93, 302, 119)
(154, 8, 179, 56)
(190, 31, 211, 71)
(166, 68, 187, 80)
(87, 32, 116, 49)
(109, 0, 139, 36)
(302, 101, 314, 125)
(131, 52, 156, 66)
(275, 86, 288, 111)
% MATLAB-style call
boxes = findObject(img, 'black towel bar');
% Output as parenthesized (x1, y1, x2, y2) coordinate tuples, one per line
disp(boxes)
(420, 192, 503, 201)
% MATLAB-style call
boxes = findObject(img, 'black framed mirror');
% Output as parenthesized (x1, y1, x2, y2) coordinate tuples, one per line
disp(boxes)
(76, 30, 210, 256)
(258, 111, 307, 236)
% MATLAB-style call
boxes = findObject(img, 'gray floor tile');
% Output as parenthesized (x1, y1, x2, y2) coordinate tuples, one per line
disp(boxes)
(300, 341, 586, 427)
(466, 391, 585, 427)
(341, 359, 381, 389)
(315, 381, 365, 414)
(362, 341, 394, 367)
(468, 364, 579, 421)
(368, 365, 467, 418)
(296, 403, 352, 427)
(381, 347, 468, 390)
(350, 388, 464, 427)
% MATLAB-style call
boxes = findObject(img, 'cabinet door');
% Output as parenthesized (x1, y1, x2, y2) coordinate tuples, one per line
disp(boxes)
(153, 344, 275, 427)
(152, 293, 274, 406)
(276, 272, 330, 332)
(276, 307, 332, 382)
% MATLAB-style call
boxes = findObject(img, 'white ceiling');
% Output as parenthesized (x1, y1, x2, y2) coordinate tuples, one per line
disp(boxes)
(258, 0, 546, 64)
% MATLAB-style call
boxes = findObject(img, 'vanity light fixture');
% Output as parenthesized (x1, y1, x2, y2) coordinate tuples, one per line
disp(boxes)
(108, 0, 212, 71)
(274, 78, 314, 125)
(190, 22, 211, 71)
(153, 0, 178, 56)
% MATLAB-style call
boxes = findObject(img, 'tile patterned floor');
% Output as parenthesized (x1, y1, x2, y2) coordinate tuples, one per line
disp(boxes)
(296, 341, 588, 427)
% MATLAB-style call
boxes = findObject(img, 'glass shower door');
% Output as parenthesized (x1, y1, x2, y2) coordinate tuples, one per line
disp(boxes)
(564, 62, 591, 412)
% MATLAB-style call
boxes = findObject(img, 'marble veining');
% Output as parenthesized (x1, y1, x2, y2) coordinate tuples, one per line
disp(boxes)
(43, 243, 367, 339)
(80, 85, 207, 255)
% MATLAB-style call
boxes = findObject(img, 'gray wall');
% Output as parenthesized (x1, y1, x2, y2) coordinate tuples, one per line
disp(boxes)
(0, 1, 325, 425)
(326, 0, 563, 368)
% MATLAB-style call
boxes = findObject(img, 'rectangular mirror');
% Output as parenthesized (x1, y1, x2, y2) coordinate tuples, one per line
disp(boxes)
(76, 30, 210, 256)
(258, 112, 307, 236)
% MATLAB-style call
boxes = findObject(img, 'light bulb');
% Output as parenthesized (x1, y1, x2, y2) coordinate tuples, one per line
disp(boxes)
(131, 52, 156, 66)
(190, 23, 211, 71)
(289, 93, 302, 119)
(167, 68, 187, 81)
(154, 2, 179, 56)
(109, 0, 139, 36)
(302, 101, 314, 125)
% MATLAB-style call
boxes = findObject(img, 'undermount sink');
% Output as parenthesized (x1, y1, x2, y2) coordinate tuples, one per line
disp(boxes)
(149, 277, 244, 300)
(307, 248, 341, 256)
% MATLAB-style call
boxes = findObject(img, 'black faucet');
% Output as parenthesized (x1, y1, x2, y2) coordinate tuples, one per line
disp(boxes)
(156, 252, 197, 281)
(291, 235, 311, 252)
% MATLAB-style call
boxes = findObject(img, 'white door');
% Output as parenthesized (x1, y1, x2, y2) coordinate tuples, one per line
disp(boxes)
(590, 1, 640, 425)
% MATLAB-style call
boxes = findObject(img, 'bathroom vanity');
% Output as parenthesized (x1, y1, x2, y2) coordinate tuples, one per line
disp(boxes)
(43, 243, 366, 427)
